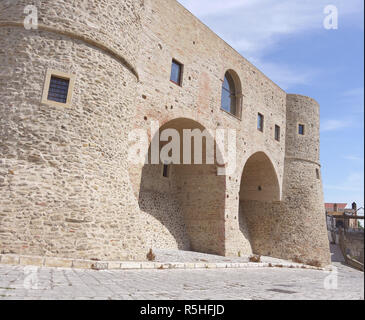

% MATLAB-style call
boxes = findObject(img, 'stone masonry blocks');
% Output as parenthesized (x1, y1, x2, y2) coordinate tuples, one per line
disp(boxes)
(0, 0, 331, 266)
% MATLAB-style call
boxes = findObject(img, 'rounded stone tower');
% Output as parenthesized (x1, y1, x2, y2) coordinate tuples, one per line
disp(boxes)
(279, 94, 330, 266)
(0, 0, 148, 260)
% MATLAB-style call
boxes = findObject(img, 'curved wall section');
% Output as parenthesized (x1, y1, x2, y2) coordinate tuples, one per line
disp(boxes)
(0, 25, 146, 260)
(0, 0, 142, 78)
(285, 94, 320, 163)
(275, 94, 330, 266)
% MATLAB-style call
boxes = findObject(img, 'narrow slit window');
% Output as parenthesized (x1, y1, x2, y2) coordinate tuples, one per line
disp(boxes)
(316, 168, 320, 180)
(275, 125, 280, 141)
(258, 113, 264, 132)
(298, 124, 305, 135)
(170, 59, 183, 86)
(162, 164, 169, 178)
(48, 76, 70, 103)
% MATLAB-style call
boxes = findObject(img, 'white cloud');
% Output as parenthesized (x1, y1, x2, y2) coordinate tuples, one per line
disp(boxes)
(325, 172, 364, 191)
(324, 172, 364, 221)
(343, 88, 364, 98)
(321, 119, 352, 132)
(178, 0, 256, 17)
(179, 0, 364, 57)
(339, 88, 365, 114)
(324, 172, 364, 210)
(343, 155, 363, 161)
(178, 0, 363, 90)
(250, 58, 318, 90)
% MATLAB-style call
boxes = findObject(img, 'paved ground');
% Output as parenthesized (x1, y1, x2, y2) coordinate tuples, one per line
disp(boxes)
(0, 245, 363, 300)
(0, 260, 363, 300)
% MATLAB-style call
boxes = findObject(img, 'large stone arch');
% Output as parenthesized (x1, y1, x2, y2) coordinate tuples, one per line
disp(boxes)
(238, 151, 281, 255)
(138, 118, 226, 255)
(239, 152, 280, 202)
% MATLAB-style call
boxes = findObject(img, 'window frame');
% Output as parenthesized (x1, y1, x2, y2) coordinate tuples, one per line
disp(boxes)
(275, 125, 280, 141)
(170, 59, 183, 86)
(220, 71, 242, 119)
(41, 69, 75, 108)
(316, 168, 320, 180)
(257, 113, 264, 132)
(298, 124, 305, 135)
(221, 73, 236, 114)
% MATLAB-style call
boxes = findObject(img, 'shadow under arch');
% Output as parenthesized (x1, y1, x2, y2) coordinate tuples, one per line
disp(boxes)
(238, 151, 281, 255)
(138, 118, 226, 255)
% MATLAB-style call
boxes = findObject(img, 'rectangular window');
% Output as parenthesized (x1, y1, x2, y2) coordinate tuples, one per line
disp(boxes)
(170, 59, 183, 86)
(47, 76, 70, 103)
(162, 164, 169, 178)
(299, 124, 305, 135)
(275, 125, 280, 141)
(316, 168, 320, 180)
(41, 69, 75, 108)
(258, 113, 264, 132)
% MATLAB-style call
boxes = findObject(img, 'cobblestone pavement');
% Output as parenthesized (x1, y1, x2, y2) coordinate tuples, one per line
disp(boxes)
(0, 261, 363, 300)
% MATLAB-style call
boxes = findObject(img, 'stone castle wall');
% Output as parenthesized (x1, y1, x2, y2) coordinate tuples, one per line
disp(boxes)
(0, 0, 331, 266)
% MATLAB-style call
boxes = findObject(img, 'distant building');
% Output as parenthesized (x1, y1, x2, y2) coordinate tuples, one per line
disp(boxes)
(326, 202, 359, 230)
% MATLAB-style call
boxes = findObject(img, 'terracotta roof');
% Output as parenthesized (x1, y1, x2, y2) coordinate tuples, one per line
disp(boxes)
(325, 203, 347, 210)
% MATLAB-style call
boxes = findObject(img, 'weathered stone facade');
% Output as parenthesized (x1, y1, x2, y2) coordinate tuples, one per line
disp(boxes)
(0, 0, 331, 266)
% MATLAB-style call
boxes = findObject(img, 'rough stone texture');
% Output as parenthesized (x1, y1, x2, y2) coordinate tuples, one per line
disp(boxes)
(0, 0, 330, 265)
(278, 95, 330, 266)
(0, 0, 143, 76)
(340, 230, 364, 264)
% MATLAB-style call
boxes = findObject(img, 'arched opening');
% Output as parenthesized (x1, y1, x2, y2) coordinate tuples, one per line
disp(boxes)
(221, 70, 242, 117)
(138, 118, 226, 255)
(238, 152, 280, 255)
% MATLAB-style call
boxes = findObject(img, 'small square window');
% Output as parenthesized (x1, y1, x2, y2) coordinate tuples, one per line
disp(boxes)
(48, 76, 70, 103)
(258, 113, 264, 132)
(162, 164, 170, 178)
(275, 125, 280, 141)
(170, 59, 183, 86)
(41, 69, 75, 108)
(299, 124, 305, 135)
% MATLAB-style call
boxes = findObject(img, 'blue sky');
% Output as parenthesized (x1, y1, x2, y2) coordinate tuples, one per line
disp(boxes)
(178, 0, 364, 218)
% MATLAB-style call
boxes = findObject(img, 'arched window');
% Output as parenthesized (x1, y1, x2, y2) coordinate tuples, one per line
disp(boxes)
(221, 71, 241, 117)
